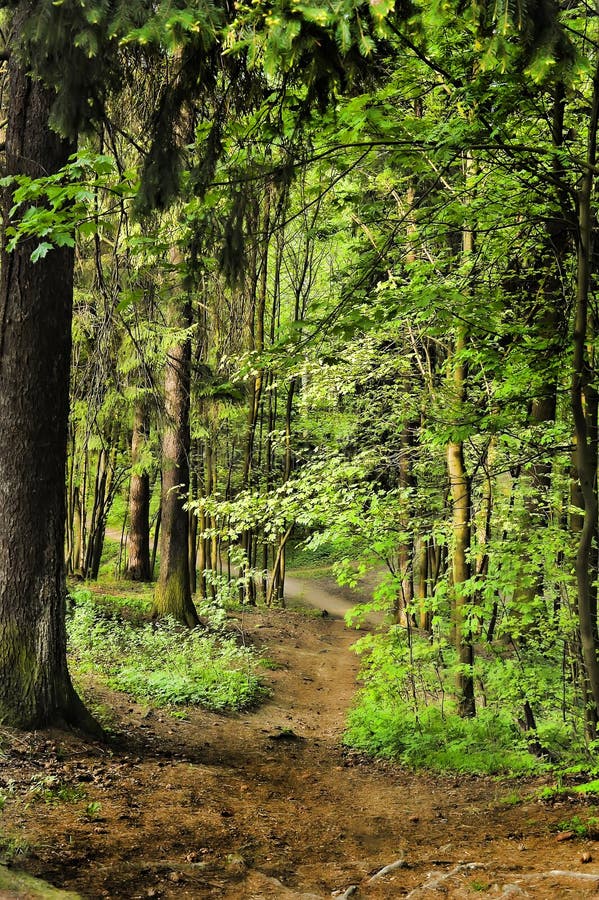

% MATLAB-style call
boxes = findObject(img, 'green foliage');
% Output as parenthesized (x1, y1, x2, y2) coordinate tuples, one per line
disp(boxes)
(345, 701, 544, 775)
(0, 833, 31, 865)
(83, 801, 103, 822)
(0, 150, 136, 260)
(227, 0, 393, 85)
(539, 778, 599, 800)
(68, 589, 265, 711)
(343, 624, 578, 773)
(286, 537, 349, 570)
(571, 779, 599, 795)
(26, 775, 87, 806)
(555, 815, 599, 838)
(74, 583, 153, 622)
(123, 4, 222, 50)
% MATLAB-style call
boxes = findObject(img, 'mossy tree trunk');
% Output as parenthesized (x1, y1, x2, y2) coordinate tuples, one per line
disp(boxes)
(0, 23, 97, 731)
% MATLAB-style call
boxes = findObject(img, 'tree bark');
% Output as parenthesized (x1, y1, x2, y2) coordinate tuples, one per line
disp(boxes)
(153, 267, 199, 627)
(0, 26, 96, 731)
(447, 154, 476, 718)
(125, 399, 152, 581)
(571, 56, 599, 716)
(447, 390, 475, 719)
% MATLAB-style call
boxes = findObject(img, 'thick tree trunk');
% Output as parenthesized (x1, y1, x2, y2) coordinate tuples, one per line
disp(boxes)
(153, 282, 199, 627)
(125, 399, 151, 581)
(0, 35, 96, 730)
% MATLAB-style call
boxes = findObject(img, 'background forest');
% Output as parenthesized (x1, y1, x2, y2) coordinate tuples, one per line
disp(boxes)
(3, 0, 599, 775)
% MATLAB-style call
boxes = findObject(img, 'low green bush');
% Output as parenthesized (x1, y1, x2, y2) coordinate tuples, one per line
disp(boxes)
(345, 700, 543, 774)
(68, 589, 265, 711)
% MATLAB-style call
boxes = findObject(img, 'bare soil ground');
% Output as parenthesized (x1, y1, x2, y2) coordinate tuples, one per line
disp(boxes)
(0, 580, 598, 899)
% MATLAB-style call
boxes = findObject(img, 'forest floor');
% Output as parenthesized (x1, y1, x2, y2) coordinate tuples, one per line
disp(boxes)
(0, 576, 599, 898)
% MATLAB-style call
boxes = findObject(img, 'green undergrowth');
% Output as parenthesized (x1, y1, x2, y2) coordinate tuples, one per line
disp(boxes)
(68, 588, 265, 711)
(555, 815, 599, 837)
(71, 581, 154, 623)
(539, 776, 599, 801)
(286, 536, 344, 571)
(343, 624, 580, 776)
(345, 701, 545, 775)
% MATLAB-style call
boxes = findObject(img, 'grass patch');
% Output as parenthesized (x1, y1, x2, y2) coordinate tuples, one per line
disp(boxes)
(286, 598, 331, 618)
(68, 588, 265, 711)
(555, 815, 599, 837)
(0, 833, 31, 865)
(286, 538, 345, 571)
(539, 777, 599, 801)
(499, 791, 524, 807)
(258, 657, 286, 671)
(571, 779, 599, 795)
(287, 564, 337, 580)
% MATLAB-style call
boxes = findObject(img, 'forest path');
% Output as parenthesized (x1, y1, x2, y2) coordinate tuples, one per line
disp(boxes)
(1, 578, 599, 898)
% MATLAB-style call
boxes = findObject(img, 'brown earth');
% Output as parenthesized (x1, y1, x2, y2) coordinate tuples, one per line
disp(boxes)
(0, 580, 598, 899)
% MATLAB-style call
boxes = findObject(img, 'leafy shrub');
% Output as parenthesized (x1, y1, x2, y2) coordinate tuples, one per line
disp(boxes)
(68, 589, 265, 711)
(343, 624, 575, 774)
(345, 699, 542, 774)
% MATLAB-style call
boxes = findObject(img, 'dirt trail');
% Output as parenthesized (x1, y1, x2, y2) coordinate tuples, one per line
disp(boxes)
(284, 574, 356, 619)
(1, 580, 599, 898)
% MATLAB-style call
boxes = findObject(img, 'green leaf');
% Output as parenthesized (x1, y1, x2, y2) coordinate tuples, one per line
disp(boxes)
(30, 242, 53, 263)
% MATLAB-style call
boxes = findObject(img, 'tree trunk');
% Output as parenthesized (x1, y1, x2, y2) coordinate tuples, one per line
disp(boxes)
(125, 399, 151, 581)
(85, 447, 112, 580)
(0, 29, 96, 731)
(447, 155, 476, 718)
(447, 398, 475, 718)
(153, 270, 198, 627)
(571, 57, 599, 716)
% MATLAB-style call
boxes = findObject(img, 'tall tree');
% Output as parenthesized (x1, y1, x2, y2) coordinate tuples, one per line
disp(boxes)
(125, 398, 152, 581)
(153, 249, 199, 626)
(0, 7, 97, 729)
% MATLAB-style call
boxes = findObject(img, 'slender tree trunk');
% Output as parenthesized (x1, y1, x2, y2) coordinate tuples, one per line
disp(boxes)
(189, 442, 199, 596)
(86, 440, 118, 581)
(447, 380, 475, 718)
(197, 444, 207, 599)
(153, 265, 198, 627)
(396, 423, 416, 624)
(447, 155, 475, 718)
(416, 536, 429, 630)
(0, 28, 96, 730)
(71, 486, 84, 577)
(66, 429, 75, 573)
(150, 503, 161, 581)
(571, 57, 599, 716)
(125, 399, 151, 581)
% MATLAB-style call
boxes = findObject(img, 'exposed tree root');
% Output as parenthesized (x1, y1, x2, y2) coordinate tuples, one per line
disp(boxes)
(405, 862, 485, 898)
(368, 856, 408, 881)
